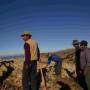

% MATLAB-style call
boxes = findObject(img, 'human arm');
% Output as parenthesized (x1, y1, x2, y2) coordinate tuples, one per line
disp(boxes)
(24, 43, 31, 65)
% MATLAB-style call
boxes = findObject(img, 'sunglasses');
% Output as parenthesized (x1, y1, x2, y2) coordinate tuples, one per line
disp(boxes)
(21, 34, 30, 37)
(73, 44, 79, 46)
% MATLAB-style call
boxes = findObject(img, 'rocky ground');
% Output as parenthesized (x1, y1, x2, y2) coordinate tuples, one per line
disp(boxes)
(0, 49, 83, 90)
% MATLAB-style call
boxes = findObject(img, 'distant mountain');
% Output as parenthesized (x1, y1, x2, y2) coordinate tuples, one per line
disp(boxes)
(0, 48, 74, 60)
(41, 48, 74, 58)
(0, 54, 24, 60)
(0, 48, 83, 90)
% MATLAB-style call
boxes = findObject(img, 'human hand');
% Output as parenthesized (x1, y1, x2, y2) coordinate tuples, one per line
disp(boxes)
(84, 68, 88, 75)
(42, 64, 47, 68)
(80, 69, 84, 75)
(24, 62, 29, 69)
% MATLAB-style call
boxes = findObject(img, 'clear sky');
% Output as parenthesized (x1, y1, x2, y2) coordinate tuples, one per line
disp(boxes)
(0, 0, 90, 55)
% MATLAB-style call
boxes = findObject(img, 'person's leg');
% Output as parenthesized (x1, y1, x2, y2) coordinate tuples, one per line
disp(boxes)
(37, 70, 42, 90)
(30, 60, 37, 90)
(22, 64, 30, 90)
(77, 72, 83, 87)
(76, 67, 80, 82)
(86, 69, 90, 90)
(55, 62, 61, 75)
(0, 76, 3, 85)
(76, 68, 88, 90)
(79, 75, 88, 90)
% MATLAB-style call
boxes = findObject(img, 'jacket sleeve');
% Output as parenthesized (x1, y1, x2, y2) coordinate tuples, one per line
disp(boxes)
(37, 45, 40, 61)
(79, 52, 86, 70)
(85, 49, 90, 68)
(47, 56, 52, 65)
(24, 43, 31, 63)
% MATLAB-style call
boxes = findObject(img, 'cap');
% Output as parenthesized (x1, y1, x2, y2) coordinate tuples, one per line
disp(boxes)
(80, 40, 88, 46)
(72, 40, 79, 45)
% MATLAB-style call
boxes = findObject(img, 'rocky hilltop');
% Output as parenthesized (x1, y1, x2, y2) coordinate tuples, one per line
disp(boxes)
(0, 49, 83, 90)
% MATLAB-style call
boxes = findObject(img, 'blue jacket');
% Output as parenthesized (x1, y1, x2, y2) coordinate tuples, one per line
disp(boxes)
(47, 55, 61, 65)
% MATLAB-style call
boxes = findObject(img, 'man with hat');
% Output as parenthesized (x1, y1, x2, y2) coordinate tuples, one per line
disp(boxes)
(72, 40, 88, 90)
(80, 40, 90, 90)
(72, 40, 81, 82)
(21, 32, 40, 90)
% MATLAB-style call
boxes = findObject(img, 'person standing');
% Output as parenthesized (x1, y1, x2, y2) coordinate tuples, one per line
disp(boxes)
(72, 40, 88, 90)
(21, 32, 40, 90)
(72, 40, 81, 82)
(80, 40, 90, 90)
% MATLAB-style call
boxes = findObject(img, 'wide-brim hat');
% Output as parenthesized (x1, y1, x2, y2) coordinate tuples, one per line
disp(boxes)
(21, 32, 32, 37)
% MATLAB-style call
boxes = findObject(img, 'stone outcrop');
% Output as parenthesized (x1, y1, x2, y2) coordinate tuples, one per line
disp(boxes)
(0, 49, 83, 90)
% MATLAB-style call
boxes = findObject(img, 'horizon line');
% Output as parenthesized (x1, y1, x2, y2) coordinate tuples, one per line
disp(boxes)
(0, 48, 74, 56)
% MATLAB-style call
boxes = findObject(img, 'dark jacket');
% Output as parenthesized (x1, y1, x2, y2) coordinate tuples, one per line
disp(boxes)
(75, 48, 81, 71)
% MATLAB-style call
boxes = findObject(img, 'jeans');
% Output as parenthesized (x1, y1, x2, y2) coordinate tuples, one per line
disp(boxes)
(76, 68, 88, 90)
(22, 60, 37, 90)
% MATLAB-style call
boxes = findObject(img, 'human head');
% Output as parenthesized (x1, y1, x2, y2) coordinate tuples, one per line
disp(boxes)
(80, 40, 88, 50)
(21, 32, 32, 42)
(72, 40, 79, 49)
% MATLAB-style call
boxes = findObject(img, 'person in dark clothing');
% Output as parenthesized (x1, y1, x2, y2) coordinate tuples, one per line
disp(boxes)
(72, 40, 88, 90)
(0, 62, 14, 85)
(72, 40, 81, 81)
(21, 32, 40, 90)
(80, 40, 90, 90)
(3, 62, 14, 80)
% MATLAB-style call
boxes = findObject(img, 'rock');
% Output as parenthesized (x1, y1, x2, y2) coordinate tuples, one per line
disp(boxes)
(0, 49, 83, 90)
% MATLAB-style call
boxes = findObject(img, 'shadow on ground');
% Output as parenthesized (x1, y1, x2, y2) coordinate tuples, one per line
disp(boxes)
(57, 81, 71, 90)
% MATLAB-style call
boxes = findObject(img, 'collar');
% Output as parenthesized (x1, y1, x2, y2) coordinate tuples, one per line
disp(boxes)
(25, 39, 31, 43)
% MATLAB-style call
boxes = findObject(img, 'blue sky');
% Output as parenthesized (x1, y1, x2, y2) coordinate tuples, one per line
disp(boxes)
(0, 0, 90, 55)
